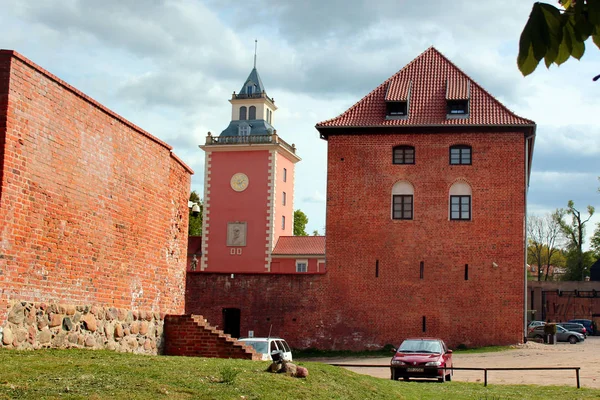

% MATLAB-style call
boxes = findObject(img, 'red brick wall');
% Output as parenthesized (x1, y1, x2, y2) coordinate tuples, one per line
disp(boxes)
(0, 51, 192, 325)
(187, 130, 527, 350)
(164, 314, 259, 359)
(324, 131, 526, 348)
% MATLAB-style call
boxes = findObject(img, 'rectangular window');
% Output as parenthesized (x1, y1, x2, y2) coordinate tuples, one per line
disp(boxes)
(465, 264, 469, 280)
(422, 316, 427, 333)
(450, 146, 472, 165)
(447, 99, 469, 115)
(375, 260, 379, 278)
(392, 195, 413, 220)
(393, 146, 415, 164)
(282, 215, 285, 229)
(296, 259, 308, 273)
(386, 101, 407, 116)
(283, 168, 287, 182)
(450, 195, 471, 220)
(420, 261, 424, 280)
(282, 192, 287, 206)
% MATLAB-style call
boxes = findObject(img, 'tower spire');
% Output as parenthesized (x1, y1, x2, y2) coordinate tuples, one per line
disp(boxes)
(254, 39, 257, 69)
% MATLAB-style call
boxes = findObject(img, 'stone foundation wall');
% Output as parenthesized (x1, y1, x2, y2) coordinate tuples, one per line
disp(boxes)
(0, 301, 164, 354)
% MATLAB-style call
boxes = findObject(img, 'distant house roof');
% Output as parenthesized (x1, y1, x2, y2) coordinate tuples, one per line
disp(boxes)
(272, 236, 325, 256)
(316, 47, 535, 130)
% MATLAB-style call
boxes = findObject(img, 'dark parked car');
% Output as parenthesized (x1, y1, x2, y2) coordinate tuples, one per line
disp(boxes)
(558, 322, 587, 337)
(569, 319, 595, 336)
(527, 325, 585, 343)
(390, 338, 453, 382)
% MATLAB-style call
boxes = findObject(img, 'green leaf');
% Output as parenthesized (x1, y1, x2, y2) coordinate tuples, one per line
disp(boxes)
(566, 19, 586, 59)
(518, 43, 541, 76)
(556, 23, 573, 65)
(588, 0, 600, 25)
(593, 33, 600, 48)
(541, 5, 564, 66)
(530, 3, 552, 60)
(560, 0, 574, 10)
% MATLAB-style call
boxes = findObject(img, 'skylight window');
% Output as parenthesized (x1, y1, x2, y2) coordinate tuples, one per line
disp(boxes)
(447, 100, 469, 116)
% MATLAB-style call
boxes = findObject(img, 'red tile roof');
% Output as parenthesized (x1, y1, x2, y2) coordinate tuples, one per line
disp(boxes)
(272, 236, 325, 256)
(316, 47, 534, 129)
(385, 79, 411, 101)
(446, 78, 469, 100)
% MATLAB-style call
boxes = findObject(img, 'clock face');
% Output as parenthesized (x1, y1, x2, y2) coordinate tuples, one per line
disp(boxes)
(230, 173, 249, 192)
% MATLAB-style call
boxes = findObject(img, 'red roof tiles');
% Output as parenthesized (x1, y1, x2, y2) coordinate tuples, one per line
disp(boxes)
(316, 47, 534, 129)
(385, 79, 411, 101)
(446, 79, 469, 100)
(272, 236, 325, 256)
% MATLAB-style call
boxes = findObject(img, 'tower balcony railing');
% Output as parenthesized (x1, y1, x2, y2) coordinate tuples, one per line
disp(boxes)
(204, 132, 296, 154)
(232, 91, 274, 103)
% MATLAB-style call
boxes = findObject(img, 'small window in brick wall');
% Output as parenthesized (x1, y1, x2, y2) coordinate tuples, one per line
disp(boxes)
(376, 260, 379, 277)
(420, 261, 424, 279)
(465, 264, 469, 280)
(422, 316, 427, 332)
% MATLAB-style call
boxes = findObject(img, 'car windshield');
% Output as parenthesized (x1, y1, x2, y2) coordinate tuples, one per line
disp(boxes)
(557, 326, 566, 332)
(398, 340, 442, 353)
(241, 341, 268, 354)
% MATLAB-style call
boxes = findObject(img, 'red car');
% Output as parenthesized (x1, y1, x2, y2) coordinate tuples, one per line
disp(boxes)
(390, 338, 453, 382)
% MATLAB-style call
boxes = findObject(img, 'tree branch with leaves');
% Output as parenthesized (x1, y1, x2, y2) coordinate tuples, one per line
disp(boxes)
(518, 0, 600, 76)
(554, 200, 595, 280)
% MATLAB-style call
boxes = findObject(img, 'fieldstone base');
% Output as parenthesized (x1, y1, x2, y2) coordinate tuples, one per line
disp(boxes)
(0, 301, 164, 354)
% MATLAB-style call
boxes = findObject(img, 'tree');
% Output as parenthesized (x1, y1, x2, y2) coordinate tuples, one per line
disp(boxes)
(518, 0, 600, 76)
(293, 210, 309, 236)
(591, 224, 600, 259)
(188, 191, 203, 236)
(554, 200, 595, 280)
(527, 212, 563, 281)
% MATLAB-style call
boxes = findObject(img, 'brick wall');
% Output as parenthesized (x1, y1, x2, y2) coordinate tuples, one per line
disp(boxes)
(324, 131, 526, 348)
(187, 131, 527, 350)
(0, 50, 192, 346)
(164, 314, 259, 359)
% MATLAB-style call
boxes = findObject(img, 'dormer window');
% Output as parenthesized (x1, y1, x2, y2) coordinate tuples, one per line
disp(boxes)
(446, 79, 470, 119)
(447, 100, 468, 115)
(247, 85, 253, 95)
(385, 79, 411, 120)
(239, 124, 250, 136)
(387, 102, 407, 117)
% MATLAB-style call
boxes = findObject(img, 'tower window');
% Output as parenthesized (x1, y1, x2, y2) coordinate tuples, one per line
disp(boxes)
(247, 85, 253, 95)
(249, 106, 256, 120)
(283, 168, 287, 182)
(239, 106, 247, 120)
(282, 216, 285, 230)
(282, 192, 287, 206)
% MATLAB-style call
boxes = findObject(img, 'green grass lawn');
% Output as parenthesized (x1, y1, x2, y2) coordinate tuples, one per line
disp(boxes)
(0, 349, 597, 399)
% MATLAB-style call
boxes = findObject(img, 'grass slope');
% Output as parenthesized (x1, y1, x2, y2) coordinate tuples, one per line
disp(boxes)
(0, 349, 597, 399)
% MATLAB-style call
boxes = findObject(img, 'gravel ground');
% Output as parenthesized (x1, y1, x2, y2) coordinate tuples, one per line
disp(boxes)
(309, 336, 600, 388)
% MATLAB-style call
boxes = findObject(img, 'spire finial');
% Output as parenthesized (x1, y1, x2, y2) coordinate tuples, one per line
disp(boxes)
(254, 39, 258, 69)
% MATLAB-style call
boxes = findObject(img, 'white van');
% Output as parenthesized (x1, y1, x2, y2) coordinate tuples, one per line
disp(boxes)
(238, 337, 293, 361)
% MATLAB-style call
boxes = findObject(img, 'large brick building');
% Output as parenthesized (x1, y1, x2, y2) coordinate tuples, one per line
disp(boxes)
(0, 50, 192, 352)
(188, 47, 536, 349)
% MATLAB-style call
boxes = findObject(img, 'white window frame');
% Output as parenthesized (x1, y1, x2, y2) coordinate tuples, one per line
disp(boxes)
(296, 259, 308, 273)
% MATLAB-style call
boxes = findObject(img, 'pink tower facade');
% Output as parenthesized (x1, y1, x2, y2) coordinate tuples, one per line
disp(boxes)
(198, 66, 303, 273)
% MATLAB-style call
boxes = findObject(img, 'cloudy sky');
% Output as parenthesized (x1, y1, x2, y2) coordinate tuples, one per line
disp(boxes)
(2, 0, 599, 246)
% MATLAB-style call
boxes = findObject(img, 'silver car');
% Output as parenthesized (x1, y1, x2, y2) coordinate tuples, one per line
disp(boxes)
(528, 325, 585, 344)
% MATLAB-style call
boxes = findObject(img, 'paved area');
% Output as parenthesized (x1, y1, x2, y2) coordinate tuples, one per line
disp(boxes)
(306, 336, 600, 388)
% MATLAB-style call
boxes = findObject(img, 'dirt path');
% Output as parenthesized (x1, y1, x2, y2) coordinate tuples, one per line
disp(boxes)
(306, 336, 600, 388)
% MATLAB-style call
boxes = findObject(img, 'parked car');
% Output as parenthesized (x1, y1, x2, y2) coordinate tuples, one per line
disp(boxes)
(568, 319, 595, 336)
(390, 338, 453, 382)
(238, 337, 293, 361)
(528, 320, 545, 332)
(557, 322, 587, 337)
(527, 325, 585, 344)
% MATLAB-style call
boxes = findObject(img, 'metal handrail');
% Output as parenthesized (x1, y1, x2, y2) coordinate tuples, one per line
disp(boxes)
(328, 364, 582, 388)
(204, 134, 296, 154)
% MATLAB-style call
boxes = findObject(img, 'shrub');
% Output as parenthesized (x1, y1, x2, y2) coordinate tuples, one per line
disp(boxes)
(219, 365, 241, 385)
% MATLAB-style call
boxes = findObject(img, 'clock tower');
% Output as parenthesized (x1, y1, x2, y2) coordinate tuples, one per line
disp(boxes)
(198, 64, 301, 273)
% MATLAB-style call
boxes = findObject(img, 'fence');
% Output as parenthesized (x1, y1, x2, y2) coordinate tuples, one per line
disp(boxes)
(328, 364, 581, 388)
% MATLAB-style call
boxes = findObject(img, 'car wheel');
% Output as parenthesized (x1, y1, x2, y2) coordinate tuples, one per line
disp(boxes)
(390, 368, 397, 380)
(446, 370, 452, 382)
(534, 334, 543, 340)
(568, 336, 578, 344)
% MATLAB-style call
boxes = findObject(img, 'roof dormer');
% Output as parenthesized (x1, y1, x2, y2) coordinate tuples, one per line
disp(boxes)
(446, 78, 470, 119)
(385, 79, 411, 119)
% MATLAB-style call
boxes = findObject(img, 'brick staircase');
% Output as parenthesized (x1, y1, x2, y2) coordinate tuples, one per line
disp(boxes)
(163, 314, 260, 359)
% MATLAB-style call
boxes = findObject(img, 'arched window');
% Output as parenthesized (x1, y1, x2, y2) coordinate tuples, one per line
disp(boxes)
(239, 106, 247, 120)
(249, 106, 256, 120)
(393, 145, 415, 164)
(391, 181, 414, 220)
(449, 181, 472, 220)
(449, 145, 471, 165)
